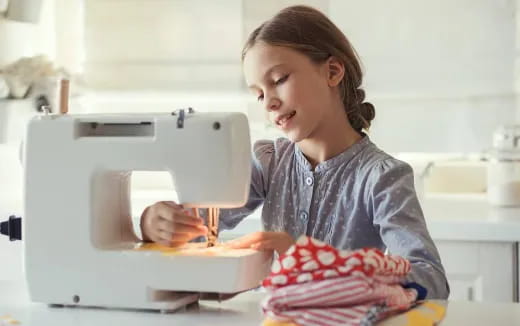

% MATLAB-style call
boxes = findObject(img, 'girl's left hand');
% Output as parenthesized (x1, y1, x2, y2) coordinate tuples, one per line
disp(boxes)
(225, 231, 295, 256)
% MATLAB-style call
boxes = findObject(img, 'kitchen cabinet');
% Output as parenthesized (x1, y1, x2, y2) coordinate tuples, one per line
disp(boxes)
(436, 240, 517, 302)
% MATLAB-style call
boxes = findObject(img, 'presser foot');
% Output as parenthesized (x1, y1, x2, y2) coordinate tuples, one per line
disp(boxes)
(206, 236, 217, 247)
(148, 289, 200, 313)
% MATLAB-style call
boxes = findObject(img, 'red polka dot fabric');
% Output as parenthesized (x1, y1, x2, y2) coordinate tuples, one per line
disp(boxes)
(263, 235, 411, 288)
(261, 236, 417, 326)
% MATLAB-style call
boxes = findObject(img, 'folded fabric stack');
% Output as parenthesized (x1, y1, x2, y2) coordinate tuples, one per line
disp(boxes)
(261, 236, 418, 326)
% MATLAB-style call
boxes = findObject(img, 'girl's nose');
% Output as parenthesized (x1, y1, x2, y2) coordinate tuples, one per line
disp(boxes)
(265, 97, 281, 112)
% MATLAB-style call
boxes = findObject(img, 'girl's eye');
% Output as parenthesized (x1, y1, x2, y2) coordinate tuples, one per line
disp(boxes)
(257, 94, 264, 102)
(275, 74, 289, 85)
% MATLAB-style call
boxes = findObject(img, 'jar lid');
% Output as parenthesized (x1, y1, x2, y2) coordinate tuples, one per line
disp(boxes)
(493, 125, 520, 151)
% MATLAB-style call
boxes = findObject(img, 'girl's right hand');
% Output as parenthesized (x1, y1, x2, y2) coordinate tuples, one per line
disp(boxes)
(140, 201, 208, 247)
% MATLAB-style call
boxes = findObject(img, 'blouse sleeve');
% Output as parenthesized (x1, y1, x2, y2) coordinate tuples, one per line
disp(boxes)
(368, 159, 450, 300)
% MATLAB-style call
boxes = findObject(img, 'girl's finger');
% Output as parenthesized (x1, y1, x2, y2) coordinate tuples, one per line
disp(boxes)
(158, 219, 207, 235)
(226, 232, 266, 248)
(251, 240, 276, 251)
(158, 229, 205, 243)
(157, 229, 175, 242)
(155, 206, 204, 227)
(162, 201, 183, 209)
(174, 213, 205, 227)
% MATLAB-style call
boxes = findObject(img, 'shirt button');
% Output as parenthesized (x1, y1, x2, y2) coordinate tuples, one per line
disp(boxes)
(305, 176, 314, 186)
(299, 211, 309, 221)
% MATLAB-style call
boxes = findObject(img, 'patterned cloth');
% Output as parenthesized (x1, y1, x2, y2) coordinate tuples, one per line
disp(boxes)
(261, 236, 418, 326)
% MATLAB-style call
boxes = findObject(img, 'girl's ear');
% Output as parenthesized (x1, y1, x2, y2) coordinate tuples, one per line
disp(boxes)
(326, 56, 344, 87)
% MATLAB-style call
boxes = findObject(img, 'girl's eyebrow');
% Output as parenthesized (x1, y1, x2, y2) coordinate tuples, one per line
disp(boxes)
(248, 63, 286, 90)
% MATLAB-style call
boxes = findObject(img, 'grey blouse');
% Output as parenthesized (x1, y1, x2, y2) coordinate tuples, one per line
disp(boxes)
(216, 136, 449, 299)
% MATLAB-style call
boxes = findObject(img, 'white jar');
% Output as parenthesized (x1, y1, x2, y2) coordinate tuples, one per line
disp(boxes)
(487, 125, 520, 206)
(488, 160, 520, 206)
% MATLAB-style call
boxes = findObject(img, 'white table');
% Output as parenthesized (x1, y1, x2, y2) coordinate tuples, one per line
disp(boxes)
(1, 281, 520, 326)
(1, 281, 261, 326)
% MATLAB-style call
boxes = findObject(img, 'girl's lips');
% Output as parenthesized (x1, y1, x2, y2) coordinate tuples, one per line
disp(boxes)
(276, 111, 296, 128)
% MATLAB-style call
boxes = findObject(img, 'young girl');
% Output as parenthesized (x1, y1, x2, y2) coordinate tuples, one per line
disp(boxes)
(140, 5, 449, 300)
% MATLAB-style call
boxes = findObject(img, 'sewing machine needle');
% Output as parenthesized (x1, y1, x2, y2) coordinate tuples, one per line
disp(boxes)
(207, 208, 219, 247)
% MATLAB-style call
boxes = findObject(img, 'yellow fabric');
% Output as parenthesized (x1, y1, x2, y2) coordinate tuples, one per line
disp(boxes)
(133, 242, 185, 255)
(134, 242, 212, 256)
(404, 301, 446, 326)
(133, 242, 253, 257)
(0, 315, 20, 325)
(262, 317, 299, 326)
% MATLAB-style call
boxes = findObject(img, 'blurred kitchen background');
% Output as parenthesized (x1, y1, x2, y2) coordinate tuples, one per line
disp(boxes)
(1, 0, 520, 303)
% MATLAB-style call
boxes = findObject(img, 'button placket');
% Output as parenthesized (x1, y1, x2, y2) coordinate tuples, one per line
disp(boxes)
(326, 219, 333, 237)
(299, 173, 314, 234)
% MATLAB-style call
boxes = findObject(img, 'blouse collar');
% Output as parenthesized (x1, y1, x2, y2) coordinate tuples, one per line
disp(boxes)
(294, 135, 372, 173)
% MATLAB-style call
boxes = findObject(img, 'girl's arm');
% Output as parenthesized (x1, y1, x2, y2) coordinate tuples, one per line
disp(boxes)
(369, 159, 450, 300)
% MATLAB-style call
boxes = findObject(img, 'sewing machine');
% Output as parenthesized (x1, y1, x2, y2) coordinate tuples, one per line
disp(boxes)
(22, 109, 273, 311)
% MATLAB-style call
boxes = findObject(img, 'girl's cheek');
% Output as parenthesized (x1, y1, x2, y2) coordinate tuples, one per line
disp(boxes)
(280, 82, 296, 101)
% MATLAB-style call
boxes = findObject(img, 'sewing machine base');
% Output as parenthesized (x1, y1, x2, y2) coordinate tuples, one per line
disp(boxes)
(27, 245, 272, 311)
(46, 292, 200, 313)
(45, 290, 245, 313)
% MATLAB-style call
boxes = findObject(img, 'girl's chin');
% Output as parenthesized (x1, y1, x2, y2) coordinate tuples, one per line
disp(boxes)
(284, 129, 306, 143)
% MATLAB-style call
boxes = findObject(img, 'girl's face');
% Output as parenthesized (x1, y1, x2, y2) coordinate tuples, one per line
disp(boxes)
(243, 42, 336, 143)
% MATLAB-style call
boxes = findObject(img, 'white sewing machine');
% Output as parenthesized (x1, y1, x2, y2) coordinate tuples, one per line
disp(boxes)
(22, 109, 272, 311)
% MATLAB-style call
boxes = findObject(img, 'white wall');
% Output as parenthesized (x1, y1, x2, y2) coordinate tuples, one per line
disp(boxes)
(330, 0, 516, 152)
(332, 0, 514, 98)
(310, 0, 515, 152)
(53, 0, 83, 73)
(0, 0, 56, 66)
(77, 0, 517, 153)
(83, 0, 243, 90)
(0, 0, 516, 152)
(516, 0, 520, 120)
(1, 0, 507, 152)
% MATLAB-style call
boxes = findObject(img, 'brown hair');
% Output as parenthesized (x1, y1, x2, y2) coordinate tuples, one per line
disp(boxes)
(242, 5, 375, 132)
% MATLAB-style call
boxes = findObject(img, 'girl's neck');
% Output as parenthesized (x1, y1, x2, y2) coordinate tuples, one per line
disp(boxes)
(297, 103, 362, 170)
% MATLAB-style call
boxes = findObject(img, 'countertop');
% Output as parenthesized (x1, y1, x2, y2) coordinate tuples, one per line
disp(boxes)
(422, 195, 520, 242)
(1, 281, 519, 326)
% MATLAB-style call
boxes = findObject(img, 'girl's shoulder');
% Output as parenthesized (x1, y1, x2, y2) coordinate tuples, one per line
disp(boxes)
(251, 138, 292, 186)
(358, 141, 414, 179)
(252, 137, 293, 163)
